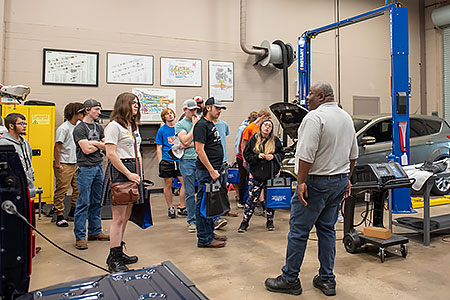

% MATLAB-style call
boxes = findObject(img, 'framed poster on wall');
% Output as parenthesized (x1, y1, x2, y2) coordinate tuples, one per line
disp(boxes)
(208, 61, 234, 102)
(132, 87, 176, 122)
(107, 53, 154, 85)
(160, 57, 202, 87)
(42, 48, 99, 86)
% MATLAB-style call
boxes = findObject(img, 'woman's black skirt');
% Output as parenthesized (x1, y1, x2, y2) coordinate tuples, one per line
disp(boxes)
(101, 159, 145, 206)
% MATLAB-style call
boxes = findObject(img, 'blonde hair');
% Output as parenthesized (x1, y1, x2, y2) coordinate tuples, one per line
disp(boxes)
(257, 108, 271, 118)
(253, 120, 275, 154)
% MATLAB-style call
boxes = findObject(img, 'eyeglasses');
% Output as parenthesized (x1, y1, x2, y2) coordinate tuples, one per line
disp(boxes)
(15, 122, 27, 126)
(196, 101, 203, 105)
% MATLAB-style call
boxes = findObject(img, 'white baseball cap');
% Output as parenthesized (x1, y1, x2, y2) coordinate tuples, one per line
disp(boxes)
(193, 96, 203, 103)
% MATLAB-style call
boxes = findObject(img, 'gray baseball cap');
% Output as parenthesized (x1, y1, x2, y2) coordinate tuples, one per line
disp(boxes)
(183, 99, 200, 110)
(78, 98, 102, 112)
(205, 97, 226, 110)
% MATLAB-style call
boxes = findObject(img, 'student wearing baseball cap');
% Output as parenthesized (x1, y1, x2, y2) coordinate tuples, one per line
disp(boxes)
(77, 98, 102, 113)
(175, 99, 201, 232)
(72, 98, 108, 250)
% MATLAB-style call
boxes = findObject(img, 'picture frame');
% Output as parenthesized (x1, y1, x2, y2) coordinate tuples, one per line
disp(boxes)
(160, 57, 202, 87)
(133, 87, 176, 122)
(42, 48, 99, 86)
(107, 52, 154, 85)
(208, 60, 234, 102)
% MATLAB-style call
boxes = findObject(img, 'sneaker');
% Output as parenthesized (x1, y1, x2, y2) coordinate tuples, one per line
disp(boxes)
(237, 202, 245, 208)
(56, 215, 69, 227)
(187, 223, 196, 233)
(266, 220, 275, 231)
(168, 207, 176, 219)
(238, 221, 249, 233)
(338, 213, 344, 223)
(313, 275, 336, 296)
(177, 206, 188, 217)
(265, 275, 302, 295)
(214, 218, 228, 230)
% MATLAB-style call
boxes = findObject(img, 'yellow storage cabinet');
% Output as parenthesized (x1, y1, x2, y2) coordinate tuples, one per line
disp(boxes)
(1, 103, 55, 204)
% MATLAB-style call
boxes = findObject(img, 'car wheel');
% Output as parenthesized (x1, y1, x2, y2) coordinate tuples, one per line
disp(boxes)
(431, 176, 450, 196)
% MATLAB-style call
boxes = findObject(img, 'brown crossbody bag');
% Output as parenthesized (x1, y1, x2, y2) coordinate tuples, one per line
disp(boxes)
(110, 132, 140, 205)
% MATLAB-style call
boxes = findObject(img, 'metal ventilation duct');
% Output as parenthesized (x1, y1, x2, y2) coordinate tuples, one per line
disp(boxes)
(432, 5, 450, 28)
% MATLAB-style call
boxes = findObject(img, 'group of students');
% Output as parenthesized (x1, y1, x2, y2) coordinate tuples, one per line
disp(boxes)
(0, 92, 285, 270)
(154, 97, 286, 244)
(1, 81, 358, 296)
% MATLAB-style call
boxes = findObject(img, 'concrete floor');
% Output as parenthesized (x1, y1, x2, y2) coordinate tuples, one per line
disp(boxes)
(30, 191, 450, 300)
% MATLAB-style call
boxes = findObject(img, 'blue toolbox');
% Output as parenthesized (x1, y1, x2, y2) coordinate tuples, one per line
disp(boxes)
(265, 177, 292, 208)
(227, 168, 240, 184)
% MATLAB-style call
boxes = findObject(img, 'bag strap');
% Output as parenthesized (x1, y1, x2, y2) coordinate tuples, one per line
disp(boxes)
(109, 129, 140, 182)
(133, 132, 140, 177)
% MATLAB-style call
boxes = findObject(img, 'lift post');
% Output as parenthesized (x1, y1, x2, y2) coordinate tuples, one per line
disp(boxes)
(298, 3, 414, 213)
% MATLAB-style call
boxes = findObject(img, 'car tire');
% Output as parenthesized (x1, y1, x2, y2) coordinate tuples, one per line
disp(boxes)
(431, 157, 450, 196)
(431, 176, 450, 195)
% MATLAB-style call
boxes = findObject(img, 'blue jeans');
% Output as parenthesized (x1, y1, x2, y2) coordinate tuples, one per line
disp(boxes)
(195, 168, 226, 245)
(74, 165, 104, 241)
(180, 159, 197, 224)
(281, 175, 348, 282)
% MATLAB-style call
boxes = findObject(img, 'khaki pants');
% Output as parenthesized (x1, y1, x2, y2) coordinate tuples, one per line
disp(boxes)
(54, 163, 78, 216)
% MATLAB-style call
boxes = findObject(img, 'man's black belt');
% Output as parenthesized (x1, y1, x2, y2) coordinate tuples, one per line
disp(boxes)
(307, 173, 348, 180)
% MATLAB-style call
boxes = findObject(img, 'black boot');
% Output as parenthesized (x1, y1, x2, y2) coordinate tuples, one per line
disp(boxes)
(121, 241, 138, 265)
(107, 246, 128, 273)
(106, 242, 138, 265)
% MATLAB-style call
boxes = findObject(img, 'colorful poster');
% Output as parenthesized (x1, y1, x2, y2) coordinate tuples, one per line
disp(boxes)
(132, 88, 176, 122)
(160, 57, 202, 87)
(208, 61, 234, 102)
(107, 53, 153, 85)
(43, 49, 98, 86)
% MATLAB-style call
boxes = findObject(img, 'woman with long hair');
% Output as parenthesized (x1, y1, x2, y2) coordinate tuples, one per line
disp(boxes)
(238, 119, 284, 232)
(101, 92, 144, 272)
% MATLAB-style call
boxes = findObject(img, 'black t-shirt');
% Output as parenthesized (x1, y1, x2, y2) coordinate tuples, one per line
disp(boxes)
(73, 121, 105, 167)
(193, 117, 223, 170)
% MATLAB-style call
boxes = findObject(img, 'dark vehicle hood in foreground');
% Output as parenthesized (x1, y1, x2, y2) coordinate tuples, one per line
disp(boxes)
(269, 102, 309, 140)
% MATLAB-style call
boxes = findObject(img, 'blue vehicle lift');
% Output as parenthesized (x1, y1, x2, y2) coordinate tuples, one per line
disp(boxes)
(298, 2, 414, 213)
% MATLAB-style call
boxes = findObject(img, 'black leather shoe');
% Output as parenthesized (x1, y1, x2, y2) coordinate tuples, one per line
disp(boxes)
(313, 275, 336, 296)
(265, 275, 302, 295)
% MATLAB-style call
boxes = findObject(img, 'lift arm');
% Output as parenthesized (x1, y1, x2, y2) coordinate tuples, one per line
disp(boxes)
(298, 2, 399, 104)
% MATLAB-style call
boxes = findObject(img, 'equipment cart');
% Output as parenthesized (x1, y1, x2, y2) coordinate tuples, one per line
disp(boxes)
(343, 162, 413, 263)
